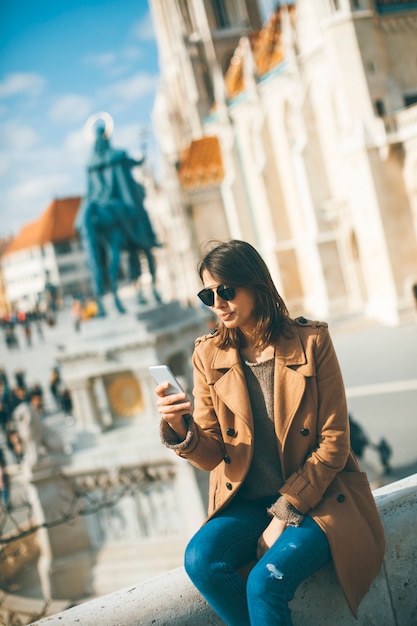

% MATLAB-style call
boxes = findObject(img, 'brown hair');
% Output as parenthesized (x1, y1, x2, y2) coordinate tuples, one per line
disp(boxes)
(198, 240, 291, 350)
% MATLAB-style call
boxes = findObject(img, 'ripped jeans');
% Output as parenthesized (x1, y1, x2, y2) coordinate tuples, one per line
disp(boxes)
(184, 496, 331, 626)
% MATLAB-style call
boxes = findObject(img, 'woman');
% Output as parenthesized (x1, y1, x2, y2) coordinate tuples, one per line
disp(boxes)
(155, 240, 385, 625)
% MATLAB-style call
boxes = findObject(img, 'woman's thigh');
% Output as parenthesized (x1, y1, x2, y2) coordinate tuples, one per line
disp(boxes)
(185, 498, 271, 573)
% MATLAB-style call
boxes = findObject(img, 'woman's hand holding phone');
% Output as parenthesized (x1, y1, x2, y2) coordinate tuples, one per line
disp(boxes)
(150, 366, 193, 439)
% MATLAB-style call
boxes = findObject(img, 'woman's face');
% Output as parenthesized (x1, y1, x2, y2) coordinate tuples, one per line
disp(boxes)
(202, 270, 256, 334)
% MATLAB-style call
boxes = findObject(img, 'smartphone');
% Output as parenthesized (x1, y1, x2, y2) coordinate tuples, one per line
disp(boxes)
(149, 365, 185, 397)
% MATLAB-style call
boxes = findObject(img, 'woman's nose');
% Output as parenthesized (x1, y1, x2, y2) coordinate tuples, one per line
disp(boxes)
(213, 293, 226, 308)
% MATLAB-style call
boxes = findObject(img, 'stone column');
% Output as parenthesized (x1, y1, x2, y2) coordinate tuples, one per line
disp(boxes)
(92, 377, 113, 430)
(67, 378, 100, 432)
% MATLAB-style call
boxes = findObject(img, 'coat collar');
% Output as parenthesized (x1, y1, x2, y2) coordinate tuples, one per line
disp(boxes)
(211, 323, 308, 370)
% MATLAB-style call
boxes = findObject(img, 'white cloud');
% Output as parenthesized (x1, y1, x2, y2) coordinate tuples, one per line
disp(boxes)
(121, 46, 142, 61)
(49, 94, 94, 125)
(112, 123, 148, 156)
(0, 154, 8, 176)
(63, 127, 91, 162)
(7, 173, 71, 204)
(0, 121, 40, 151)
(83, 52, 116, 68)
(83, 48, 145, 79)
(0, 165, 81, 235)
(99, 72, 157, 106)
(0, 72, 46, 99)
(131, 13, 155, 41)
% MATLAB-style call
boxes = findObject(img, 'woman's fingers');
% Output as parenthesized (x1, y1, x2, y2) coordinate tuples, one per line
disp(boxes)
(256, 517, 287, 560)
(154, 383, 192, 418)
(160, 403, 192, 421)
(154, 382, 171, 397)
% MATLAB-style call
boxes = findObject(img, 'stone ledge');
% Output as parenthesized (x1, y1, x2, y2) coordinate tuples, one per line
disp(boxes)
(32, 473, 417, 625)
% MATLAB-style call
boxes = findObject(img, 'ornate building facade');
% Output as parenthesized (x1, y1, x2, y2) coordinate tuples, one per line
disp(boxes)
(150, 0, 417, 325)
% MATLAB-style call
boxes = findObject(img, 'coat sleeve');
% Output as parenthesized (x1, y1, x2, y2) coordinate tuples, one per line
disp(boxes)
(280, 326, 351, 514)
(164, 342, 226, 471)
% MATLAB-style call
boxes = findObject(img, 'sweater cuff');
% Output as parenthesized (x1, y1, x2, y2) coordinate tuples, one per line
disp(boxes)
(267, 496, 304, 526)
(159, 414, 194, 450)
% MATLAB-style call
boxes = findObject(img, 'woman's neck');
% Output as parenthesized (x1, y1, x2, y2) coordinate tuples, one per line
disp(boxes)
(240, 343, 274, 364)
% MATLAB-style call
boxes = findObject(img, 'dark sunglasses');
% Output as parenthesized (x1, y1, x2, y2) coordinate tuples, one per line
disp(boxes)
(197, 285, 236, 307)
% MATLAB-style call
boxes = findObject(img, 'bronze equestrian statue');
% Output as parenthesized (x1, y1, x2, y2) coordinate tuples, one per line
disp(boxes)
(76, 118, 161, 315)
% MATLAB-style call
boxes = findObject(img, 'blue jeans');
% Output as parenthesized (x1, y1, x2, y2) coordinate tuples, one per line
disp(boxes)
(184, 497, 331, 626)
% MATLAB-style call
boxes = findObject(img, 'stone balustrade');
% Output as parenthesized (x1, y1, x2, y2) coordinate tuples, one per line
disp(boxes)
(32, 472, 417, 625)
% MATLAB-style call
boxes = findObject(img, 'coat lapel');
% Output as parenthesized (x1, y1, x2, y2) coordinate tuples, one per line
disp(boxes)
(211, 346, 254, 431)
(273, 327, 314, 446)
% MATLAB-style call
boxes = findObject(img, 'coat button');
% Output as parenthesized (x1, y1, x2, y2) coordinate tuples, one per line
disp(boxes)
(226, 482, 233, 490)
(298, 317, 308, 324)
(224, 456, 231, 464)
(226, 428, 237, 437)
(300, 428, 309, 436)
(337, 493, 345, 503)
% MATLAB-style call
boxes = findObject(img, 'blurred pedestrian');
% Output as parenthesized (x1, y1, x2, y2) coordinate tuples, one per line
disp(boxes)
(60, 388, 73, 416)
(15, 369, 26, 392)
(33, 307, 45, 341)
(348, 412, 369, 459)
(0, 448, 11, 511)
(23, 321, 32, 347)
(0, 368, 9, 387)
(9, 386, 28, 415)
(373, 438, 393, 475)
(5, 325, 19, 350)
(49, 367, 61, 408)
(71, 298, 83, 332)
(0, 398, 11, 434)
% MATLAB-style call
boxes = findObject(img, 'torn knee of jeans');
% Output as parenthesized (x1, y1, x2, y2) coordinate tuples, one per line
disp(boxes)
(266, 563, 284, 579)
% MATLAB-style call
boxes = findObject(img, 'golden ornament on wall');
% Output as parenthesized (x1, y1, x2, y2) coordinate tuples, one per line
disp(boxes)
(105, 373, 144, 417)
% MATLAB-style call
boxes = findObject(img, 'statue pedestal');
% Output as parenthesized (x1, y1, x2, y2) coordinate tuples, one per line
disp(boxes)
(59, 298, 208, 433)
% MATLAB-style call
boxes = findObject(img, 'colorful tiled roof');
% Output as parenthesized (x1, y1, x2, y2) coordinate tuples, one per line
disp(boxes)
(178, 136, 224, 190)
(3, 197, 82, 255)
(225, 7, 289, 100)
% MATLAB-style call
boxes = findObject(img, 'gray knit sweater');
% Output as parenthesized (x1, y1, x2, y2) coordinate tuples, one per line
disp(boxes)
(240, 357, 303, 526)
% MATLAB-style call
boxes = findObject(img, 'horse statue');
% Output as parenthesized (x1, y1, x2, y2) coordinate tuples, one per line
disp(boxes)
(75, 114, 162, 316)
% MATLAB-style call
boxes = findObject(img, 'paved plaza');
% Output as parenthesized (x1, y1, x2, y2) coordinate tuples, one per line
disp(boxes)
(1, 308, 417, 485)
(330, 317, 417, 483)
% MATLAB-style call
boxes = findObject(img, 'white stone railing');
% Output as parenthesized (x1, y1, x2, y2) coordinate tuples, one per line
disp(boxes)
(31, 472, 417, 626)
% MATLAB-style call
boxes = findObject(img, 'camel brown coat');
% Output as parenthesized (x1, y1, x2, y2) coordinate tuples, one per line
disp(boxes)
(163, 318, 385, 617)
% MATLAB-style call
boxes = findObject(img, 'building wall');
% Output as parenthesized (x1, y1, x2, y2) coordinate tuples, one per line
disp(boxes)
(2, 246, 55, 310)
(150, 0, 417, 324)
(2, 239, 90, 311)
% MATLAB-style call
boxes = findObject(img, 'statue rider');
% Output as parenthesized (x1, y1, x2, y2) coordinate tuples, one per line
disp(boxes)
(76, 115, 161, 315)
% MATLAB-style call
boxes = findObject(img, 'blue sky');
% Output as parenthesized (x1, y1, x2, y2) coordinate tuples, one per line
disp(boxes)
(0, 0, 160, 238)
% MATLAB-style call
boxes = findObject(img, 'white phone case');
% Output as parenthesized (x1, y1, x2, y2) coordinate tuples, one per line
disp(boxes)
(149, 365, 184, 396)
